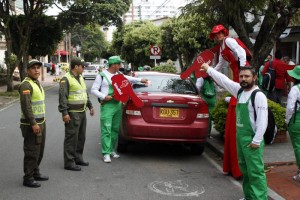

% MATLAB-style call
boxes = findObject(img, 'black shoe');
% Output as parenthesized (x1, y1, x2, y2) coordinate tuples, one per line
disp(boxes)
(75, 160, 89, 166)
(23, 179, 41, 188)
(33, 174, 49, 181)
(64, 165, 81, 171)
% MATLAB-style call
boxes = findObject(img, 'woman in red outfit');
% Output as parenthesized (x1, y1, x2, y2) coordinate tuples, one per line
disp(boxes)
(209, 25, 250, 179)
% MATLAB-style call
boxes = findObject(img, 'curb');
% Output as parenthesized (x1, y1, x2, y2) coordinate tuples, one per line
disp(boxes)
(0, 83, 57, 112)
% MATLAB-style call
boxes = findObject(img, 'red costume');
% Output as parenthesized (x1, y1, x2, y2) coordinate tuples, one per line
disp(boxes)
(210, 24, 251, 179)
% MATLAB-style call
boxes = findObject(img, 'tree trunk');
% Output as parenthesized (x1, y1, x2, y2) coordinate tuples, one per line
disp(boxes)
(4, 33, 16, 92)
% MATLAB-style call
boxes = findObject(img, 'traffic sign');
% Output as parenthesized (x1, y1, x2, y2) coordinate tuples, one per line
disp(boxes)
(150, 45, 161, 56)
(150, 56, 161, 59)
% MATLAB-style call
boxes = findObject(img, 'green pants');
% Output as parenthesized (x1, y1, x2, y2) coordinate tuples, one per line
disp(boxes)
(64, 111, 86, 167)
(100, 101, 121, 155)
(202, 95, 216, 135)
(20, 123, 46, 180)
(288, 111, 300, 167)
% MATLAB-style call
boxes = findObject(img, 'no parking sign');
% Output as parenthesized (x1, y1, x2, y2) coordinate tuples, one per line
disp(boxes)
(150, 45, 161, 56)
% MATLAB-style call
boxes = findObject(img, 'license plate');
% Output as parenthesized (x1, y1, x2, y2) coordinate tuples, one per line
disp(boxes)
(159, 108, 179, 118)
(88, 70, 91, 72)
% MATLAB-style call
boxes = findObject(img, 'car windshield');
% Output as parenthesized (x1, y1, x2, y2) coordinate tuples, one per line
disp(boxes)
(85, 66, 96, 70)
(133, 74, 197, 95)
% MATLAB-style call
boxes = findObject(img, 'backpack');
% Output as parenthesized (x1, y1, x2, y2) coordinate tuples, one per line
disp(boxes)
(201, 78, 215, 97)
(225, 37, 252, 62)
(237, 88, 277, 144)
(262, 61, 276, 92)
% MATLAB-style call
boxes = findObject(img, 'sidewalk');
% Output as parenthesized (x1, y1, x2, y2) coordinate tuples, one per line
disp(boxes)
(207, 127, 300, 200)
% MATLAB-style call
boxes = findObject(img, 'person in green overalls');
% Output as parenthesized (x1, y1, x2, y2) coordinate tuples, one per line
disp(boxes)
(286, 65, 300, 181)
(19, 59, 48, 187)
(196, 75, 216, 135)
(58, 57, 95, 171)
(201, 63, 268, 200)
(91, 56, 148, 163)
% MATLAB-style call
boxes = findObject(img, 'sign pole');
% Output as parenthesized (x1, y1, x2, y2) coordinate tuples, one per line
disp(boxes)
(154, 58, 156, 66)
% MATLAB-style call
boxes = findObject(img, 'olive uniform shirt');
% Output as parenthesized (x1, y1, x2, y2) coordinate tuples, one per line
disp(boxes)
(58, 71, 93, 116)
(19, 78, 43, 126)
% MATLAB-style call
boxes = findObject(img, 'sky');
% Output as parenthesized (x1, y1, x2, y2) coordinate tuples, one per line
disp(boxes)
(45, 0, 191, 16)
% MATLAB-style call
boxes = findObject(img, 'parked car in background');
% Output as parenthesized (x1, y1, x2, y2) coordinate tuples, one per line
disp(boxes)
(43, 63, 52, 73)
(89, 64, 102, 72)
(82, 65, 98, 79)
(118, 71, 209, 155)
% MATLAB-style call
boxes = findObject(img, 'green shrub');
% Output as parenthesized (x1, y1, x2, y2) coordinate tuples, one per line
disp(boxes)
(152, 64, 177, 73)
(268, 100, 287, 131)
(211, 92, 287, 136)
(211, 92, 231, 136)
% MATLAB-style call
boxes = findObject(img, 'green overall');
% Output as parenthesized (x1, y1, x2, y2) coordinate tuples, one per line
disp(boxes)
(100, 73, 122, 155)
(288, 84, 300, 167)
(236, 96, 267, 200)
(200, 78, 216, 134)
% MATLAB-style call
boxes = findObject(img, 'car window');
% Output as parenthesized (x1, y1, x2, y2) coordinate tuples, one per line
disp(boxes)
(84, 66, 96, 70)
(133, 75, 197, 94)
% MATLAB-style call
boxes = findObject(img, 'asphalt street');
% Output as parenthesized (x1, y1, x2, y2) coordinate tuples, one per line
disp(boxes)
(0, 80, 244, 200)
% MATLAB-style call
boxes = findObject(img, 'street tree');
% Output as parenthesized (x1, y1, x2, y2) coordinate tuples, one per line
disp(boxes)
(111, 21, 161, 68)
(0, 0, 49, 91)
(0, 0, 131, 92)
(10, 15, 63, 60)
(160, 15, 213, 72)
(71, 25, 108, 62)
(181, 0, 299, 69)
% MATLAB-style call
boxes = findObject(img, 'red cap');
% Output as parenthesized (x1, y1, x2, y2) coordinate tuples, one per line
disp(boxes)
(209, 24, 229, 40)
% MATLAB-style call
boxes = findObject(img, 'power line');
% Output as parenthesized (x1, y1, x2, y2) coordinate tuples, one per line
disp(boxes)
(149, 0, 172, 16)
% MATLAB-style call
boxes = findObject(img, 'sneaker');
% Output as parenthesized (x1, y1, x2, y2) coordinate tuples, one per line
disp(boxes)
(103, 154, 111, 163)
(239, 198, 246, 200)
(111, 152, 120, 158)
(293, 172, 300, 181)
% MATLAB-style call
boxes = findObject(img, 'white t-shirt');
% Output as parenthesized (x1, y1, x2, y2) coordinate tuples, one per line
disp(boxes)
(207, 67, 268, 145)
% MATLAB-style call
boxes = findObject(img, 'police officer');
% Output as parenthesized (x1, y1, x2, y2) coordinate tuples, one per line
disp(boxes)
(58, 57, 94, 171)
(19, 59, 48, 188)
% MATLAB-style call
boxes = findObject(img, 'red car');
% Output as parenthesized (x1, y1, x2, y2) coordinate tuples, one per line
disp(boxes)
(118, 71, 209, 155)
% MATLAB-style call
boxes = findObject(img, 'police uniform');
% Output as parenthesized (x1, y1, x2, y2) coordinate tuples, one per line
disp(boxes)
(19, 60, 48, 188)
(58, 69, 93, 169)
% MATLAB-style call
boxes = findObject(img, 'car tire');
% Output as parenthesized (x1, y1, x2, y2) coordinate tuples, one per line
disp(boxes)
(190, 144, 205, 155)
(117, 135, 128, 153)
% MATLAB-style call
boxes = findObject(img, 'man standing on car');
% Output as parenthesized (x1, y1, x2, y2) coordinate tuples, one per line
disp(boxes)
(19, 59, 48, 188)
(91, 55, 148, 163)
(201, 63, 268, 200)
(58, 57, 94, 171)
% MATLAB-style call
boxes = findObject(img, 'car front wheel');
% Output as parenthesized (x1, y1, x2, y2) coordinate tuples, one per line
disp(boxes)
(189, 144, 205, 155)
(117, 135, 128, 153)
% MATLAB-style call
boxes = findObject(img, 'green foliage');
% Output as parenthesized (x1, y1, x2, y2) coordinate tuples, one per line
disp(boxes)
(58, 0, 131, 29)
(111, 21, 161, 67)
(152, 64, 177, 73)
(211, 92, 230, 136)
(182, 0, 299, 70)
(268, 100, 287, 131)
(71, 25, 108, 61)
(160, 15, 213, 71)
(9, 14, 63, 58)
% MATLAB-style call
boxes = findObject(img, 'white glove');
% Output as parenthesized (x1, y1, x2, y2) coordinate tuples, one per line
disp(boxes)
(224, 97, 231, 103)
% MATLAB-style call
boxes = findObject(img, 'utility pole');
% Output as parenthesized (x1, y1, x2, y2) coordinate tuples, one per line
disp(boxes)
(138, 5, 142, 21)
